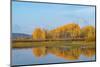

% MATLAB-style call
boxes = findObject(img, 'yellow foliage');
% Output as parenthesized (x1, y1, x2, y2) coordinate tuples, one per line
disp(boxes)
(32, 28, 46, 40)
(32, 23, 95, 41)
(81, 26, 95, 41)
(49, 23, 80, 39)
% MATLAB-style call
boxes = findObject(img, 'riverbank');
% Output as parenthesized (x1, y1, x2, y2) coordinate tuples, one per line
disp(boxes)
(12, 40, 95, 48)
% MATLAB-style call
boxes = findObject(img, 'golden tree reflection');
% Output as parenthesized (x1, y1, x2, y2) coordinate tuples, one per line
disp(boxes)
(32, 46, 95, 60)
(81, 48, 95, 58)
(49, 48, 81, 60)
(32, 46, 47, 57)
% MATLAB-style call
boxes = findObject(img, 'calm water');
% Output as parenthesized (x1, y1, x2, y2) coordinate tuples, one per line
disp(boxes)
(12, 46, 96, 66)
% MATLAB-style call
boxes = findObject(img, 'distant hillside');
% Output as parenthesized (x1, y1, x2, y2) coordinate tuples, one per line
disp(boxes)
(12, 33, 32, 39)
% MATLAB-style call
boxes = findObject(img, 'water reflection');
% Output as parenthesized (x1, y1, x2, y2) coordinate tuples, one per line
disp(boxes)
(32, 47, 47, 57)
(32, 46, 95, 60)
(81, 48, 95, 58)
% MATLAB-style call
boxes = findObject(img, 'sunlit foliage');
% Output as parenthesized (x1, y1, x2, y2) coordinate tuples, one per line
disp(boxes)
(80, 26, 95, 41)
(32, 23, 95, 41)
(32, 28, 46, 40)
(50, 23, 80, 39)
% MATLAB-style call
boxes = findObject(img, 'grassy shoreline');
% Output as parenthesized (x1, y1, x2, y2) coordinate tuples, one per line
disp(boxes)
(12, 40, 95, 48)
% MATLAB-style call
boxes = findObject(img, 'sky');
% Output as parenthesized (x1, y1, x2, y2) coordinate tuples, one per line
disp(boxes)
(12, 1, 96, 34)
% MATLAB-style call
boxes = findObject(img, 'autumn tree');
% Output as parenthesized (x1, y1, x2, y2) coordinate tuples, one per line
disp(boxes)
(64, 23, 80, 38)
(32, 23, 95, 41)
(32, 28, 46, 40)
(80, 26, 95, 41)
(49, 23, 80, 39)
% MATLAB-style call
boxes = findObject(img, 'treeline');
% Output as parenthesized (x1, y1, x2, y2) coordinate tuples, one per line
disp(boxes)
(32, 23, 95, 41)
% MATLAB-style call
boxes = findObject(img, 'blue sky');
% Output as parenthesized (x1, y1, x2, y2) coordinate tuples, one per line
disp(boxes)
(12, 1, 95, 34)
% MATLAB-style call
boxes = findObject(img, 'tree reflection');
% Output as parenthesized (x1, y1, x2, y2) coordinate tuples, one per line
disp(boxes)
(81, 48, 95, 58)
(49, 47, 81, 60)
(32, 46, 95, 60)
(32, 46, 47, 57)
